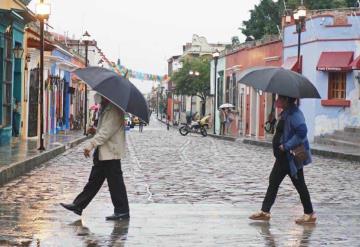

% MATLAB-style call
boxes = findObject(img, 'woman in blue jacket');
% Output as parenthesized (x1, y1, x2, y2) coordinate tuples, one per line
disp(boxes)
(249, 95, 316, 224)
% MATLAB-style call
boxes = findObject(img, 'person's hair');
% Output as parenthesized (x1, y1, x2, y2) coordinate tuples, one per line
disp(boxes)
(278, 95, 297, 105)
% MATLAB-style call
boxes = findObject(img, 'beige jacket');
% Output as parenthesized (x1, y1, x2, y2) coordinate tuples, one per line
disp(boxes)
(85, 103, 126, 161)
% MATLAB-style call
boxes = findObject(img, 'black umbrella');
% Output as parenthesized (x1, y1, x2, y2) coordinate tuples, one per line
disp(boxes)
(237, 67, 321, 99)
(74, 67, 149, 123)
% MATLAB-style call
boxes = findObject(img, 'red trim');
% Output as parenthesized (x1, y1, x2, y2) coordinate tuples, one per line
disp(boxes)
(350, 55, 360, 69)
(284, 14, 335, 28)
(325, 24, 352, 27)
(282, 56, 300, 71)
(321, 99, 351, 107)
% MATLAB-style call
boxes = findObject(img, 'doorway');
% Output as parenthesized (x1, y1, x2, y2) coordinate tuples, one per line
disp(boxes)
(28, 68, 39, 137)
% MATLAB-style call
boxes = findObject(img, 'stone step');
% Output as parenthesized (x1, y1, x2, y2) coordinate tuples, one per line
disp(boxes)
(333, 130, 360, 139)
(314, 136, 360, 149)
(344, 127, 360, 134)
(328, 132, 360, 144)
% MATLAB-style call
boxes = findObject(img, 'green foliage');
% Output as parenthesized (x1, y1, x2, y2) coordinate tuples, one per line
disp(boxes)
(241, 0, 281, 40)
(172, 57, 211, 100)
(241, 0, 356, 40)
(231, 36, 240, 46)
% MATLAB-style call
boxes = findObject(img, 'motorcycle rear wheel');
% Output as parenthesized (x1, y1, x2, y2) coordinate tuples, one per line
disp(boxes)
(200, 127, 207, 137)
(179, 126, 189, 136)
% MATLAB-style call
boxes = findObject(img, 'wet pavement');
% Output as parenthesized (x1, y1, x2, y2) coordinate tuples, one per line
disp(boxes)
(0, 131, 84, 169)
(0, 118, 359, 246)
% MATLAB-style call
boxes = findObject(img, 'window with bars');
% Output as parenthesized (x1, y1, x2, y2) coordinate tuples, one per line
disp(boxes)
(232, 73, 237, 106)
(328, 72, 346, 99)
(225, 76, 230, 103)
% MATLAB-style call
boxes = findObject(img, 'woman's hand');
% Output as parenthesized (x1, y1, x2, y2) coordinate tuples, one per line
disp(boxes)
(84, 148, 91, 158)
(279, 144, 285, 152)
(87, 127, 96, 135)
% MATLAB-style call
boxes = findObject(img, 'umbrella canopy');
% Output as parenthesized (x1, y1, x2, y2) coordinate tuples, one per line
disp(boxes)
(219, 103, 235, 109)
(74, 67, 149, 123)
(237, 67, 321, 99)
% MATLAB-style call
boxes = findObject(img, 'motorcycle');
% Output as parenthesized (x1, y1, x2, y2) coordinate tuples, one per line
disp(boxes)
(179, 121, 207, 137)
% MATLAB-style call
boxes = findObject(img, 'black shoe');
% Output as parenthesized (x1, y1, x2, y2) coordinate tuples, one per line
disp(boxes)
(106, 212, 130, 221)
(60, 203, 82, 216)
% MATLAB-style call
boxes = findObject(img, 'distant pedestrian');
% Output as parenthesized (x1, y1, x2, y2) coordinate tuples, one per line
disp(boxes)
(61, 93, 129, 221)
(12, 98, 21, 137)
(139, 120, 144, 132)
(249, 95, 316, 224)
(225, 109, 234, 135)
(166, 115, 170, 130)
(219, 108, 226, 135)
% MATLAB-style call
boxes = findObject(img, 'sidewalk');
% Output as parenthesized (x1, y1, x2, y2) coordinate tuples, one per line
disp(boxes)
(0, 131, 88, 186)
(243, 137, 360, 162)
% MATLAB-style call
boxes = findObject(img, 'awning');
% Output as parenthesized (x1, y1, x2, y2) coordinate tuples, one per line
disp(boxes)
(350, 55, 360, 70)
(282, 56, 300, 71)
(316, 52, 353, 71)
(27, 37, 56, 51)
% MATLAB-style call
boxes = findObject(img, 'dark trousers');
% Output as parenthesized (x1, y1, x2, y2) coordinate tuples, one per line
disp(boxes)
(73, 153, 129, 214)
(12, 112, 19, 136)
(261, 158, 313, 214)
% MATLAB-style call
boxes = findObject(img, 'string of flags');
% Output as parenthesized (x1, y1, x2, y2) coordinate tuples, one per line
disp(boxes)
(116, 64, 168, 82)
(96, 50, 168, 82)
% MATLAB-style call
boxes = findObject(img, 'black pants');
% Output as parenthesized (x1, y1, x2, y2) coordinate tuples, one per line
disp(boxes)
(261, 158, 313, 214)
(12, 112, 19, 136)
(73, 151, 129, 214)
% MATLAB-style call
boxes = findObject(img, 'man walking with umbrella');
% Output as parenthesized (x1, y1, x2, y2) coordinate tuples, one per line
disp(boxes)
(61, 93, 130, 220)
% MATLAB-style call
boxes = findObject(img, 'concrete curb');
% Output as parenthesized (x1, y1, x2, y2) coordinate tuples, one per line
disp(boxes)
(207, 134, 237, 142)
(243, 138, 360, 162)
(0, 135, 90, 187)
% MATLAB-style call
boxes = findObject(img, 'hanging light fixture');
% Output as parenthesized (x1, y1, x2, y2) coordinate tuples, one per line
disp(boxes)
(13, 45, 24, 59)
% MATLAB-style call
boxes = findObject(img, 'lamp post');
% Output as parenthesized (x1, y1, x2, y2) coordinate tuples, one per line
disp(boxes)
(294, 5, 306, 73)
(212, 51, 220, 134)
(35, 0, 51, 151)
(82, 31, 91, 135)
(188, 70, 200, 120)
(156, 87, 159, 119)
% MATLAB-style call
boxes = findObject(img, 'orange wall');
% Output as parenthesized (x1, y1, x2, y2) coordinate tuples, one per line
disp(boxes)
(225, 40, 283, 74)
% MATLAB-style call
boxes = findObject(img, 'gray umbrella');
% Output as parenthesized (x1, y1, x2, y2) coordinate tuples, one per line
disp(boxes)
(237, 67, 321, 99)
(74, 67, 149, 123)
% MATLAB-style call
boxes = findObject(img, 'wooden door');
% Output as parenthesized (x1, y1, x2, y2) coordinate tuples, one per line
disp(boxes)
(27, 68, 39, 137)
(258, 93, 266, 138)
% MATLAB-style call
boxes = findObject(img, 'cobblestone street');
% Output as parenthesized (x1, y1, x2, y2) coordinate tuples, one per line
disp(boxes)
(0, 117, 359, 246)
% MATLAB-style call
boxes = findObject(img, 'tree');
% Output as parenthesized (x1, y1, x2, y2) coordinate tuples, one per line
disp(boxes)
(241, 0, 356, 40)
(241, 0, 282, 40)
(171, 57, 211, 116)
(231, 36, 240, 47)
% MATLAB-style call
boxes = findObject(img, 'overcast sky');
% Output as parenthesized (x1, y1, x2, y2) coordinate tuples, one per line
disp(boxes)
(29, 0, 260, 93)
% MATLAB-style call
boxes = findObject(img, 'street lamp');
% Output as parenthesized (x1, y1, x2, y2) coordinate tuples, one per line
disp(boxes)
(13, 45, 24, 59)
(82, 31, 91, 135)
(188, 70, 200, 119)
(212, 50, 220, 135)
(294, 5, 306, 73)
(35, 0, 51, 151)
